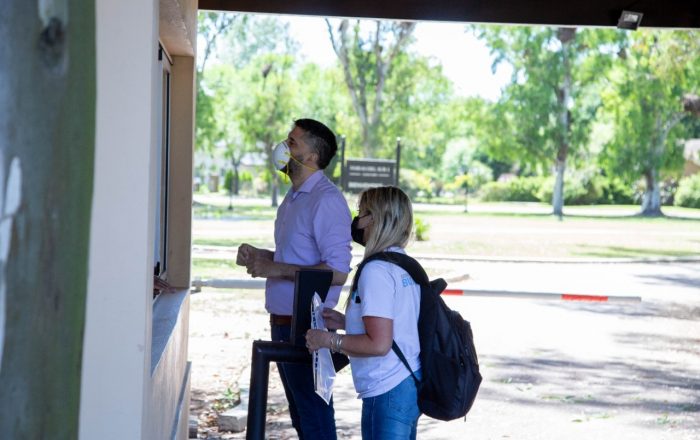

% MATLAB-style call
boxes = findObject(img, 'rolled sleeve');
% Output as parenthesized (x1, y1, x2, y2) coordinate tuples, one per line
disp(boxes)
(313, 194, 352, 274)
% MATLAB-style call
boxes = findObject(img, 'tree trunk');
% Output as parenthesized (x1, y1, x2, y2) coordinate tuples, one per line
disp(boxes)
(552, 158, 566, 216)
(230, 157, 241, 196)
(0, 2, 95, 438)
(551, 27, 575, 217)
(640, 169, 663, 216)
(326, 19, 415, 158)
(266, 147, 279, 208)
(233, 165, 240, 195)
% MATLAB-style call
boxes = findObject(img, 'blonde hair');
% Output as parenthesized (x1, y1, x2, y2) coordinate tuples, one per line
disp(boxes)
(359, 186, 413, 259)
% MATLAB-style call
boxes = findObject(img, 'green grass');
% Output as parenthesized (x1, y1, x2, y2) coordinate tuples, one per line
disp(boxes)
(407, 211, 700, 259)
(193, 201, 276, 220)
(193, 237, 272, 248)
(192, 195, 700, 267)
(192, 258, 249, 279)
(573, 244, 700, 259)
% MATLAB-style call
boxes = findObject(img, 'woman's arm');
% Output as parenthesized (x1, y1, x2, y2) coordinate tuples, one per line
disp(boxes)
(306, 316, 393, 357)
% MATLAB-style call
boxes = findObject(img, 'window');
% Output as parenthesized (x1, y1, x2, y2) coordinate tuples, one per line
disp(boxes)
(154, 42, 172, 284)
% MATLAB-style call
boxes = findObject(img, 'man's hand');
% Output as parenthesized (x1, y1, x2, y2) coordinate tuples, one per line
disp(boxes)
(236, 243, 257, 266)
(238, 243, 274, 267)
(246, 255, 281, 278)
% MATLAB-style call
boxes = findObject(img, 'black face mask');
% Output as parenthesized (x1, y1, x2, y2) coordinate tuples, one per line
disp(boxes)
(351, 215, 367, 246)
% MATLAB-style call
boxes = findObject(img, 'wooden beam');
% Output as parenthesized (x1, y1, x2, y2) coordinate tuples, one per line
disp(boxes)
(199, 0, 700, 28)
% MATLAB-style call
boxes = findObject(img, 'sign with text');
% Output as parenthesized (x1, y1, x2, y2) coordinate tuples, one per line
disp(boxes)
(344, 159, 396, 193)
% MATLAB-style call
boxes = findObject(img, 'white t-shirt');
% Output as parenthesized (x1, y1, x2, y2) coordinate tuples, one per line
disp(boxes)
(345, 247, 421, 399)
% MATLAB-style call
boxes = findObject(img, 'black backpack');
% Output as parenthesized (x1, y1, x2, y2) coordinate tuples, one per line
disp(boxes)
(352, 251, 482, 421)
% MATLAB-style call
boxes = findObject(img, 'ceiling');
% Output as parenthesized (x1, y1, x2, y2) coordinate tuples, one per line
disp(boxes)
(198, 0, 699, 29)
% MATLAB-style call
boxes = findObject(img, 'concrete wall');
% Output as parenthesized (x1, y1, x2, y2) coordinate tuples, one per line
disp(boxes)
(148, 291, 191, 440)
(168, 55, 196, 289)
(80, 0, 159, 438)
(80, 0, 196, 438)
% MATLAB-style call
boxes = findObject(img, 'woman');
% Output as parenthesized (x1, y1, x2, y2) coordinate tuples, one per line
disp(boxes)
(306, 186, 422, 439)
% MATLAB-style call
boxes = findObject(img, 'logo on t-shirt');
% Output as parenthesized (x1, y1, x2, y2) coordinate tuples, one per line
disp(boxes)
(401, 275, 416, 287)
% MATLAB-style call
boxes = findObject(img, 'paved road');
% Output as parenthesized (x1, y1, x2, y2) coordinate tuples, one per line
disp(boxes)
(316, 261, 700, 440)
(204, 261, 700, 439)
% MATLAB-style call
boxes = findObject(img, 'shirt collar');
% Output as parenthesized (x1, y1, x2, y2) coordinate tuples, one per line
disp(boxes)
(293, 170, 324, 197)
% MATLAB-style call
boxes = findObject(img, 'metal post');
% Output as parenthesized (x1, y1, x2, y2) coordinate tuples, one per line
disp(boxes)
(246, 341, 312, 440)
(395, 137, 401, 187)
(340, 135, 346, 191)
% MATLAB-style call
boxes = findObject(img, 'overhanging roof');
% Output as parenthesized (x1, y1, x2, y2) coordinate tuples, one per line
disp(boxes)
(199, 0, 700, 29)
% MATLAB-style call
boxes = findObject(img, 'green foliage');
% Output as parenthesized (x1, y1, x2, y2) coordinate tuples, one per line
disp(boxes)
(540, 173, 602, 205)
(212, 386, 241, 412)
(599, 176, 636, 205)
(399, 169, 434, 199)
(599, 30, 699, 213)
(674, 174, 700, 208)
(478, 173, 635, 205)
(413, 216, 430, 241)
(223, 169, 233, 193)
(326, 19, 416, 157)
(479, 177, 544, 202)
(240, 170, 253, 183)
(475, 26, 625, 213)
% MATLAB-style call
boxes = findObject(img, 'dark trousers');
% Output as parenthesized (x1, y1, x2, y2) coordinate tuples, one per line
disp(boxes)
(270, 323, 337, 440)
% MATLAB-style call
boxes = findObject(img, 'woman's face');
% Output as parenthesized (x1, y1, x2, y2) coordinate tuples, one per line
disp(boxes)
(357, 205, 373, 244)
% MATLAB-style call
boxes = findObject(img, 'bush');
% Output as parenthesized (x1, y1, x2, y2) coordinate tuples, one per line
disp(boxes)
(444, 161, 493, 195)
(479, 177, 543, 202)
(674, 174, 700, 208)
(414, 216, 430, 241)
(478, 173, 637, 205)
(223, 170, 234, 194)
(400, 169, 433, 199)
(600, 176, 635, 205)
(538, 174, 636, 205)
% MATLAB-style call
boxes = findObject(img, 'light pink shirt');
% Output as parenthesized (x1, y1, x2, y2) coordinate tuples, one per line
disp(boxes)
(265, 171, 352, 315)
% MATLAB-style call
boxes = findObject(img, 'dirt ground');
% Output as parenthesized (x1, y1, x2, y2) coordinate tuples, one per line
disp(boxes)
(188, 259, 700, 440)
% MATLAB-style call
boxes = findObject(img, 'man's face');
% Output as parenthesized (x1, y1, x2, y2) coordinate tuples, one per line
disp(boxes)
(285, 126, 316, 176)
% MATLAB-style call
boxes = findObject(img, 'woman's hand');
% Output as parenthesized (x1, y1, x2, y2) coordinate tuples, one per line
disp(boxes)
(321, 308, 345, 330)
(305, 329, 332, 353)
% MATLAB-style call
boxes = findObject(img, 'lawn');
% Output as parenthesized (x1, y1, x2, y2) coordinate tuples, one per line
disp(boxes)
(191, 195, 700, 278)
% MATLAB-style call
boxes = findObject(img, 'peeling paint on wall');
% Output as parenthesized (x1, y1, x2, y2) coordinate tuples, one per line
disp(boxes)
(0, 152, 22, 373)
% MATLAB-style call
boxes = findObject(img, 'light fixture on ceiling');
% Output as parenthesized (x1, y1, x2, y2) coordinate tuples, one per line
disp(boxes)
(617, 10, 643, 30)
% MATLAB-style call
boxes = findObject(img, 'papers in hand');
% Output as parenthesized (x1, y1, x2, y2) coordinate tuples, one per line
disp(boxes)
(311, 292, 336, 404)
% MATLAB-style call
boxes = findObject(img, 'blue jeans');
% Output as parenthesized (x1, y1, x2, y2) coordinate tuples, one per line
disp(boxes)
(271, 323, 337, 440)
(361, 371, 422, 440)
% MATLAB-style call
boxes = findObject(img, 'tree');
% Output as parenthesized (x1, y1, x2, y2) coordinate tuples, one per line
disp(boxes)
(0, 2, 95, 437)
(205, 65, 252, 199)
(196, 12, 238, 154)
(326, 19, 416, 157)
(600, 30, 700, 216)
(197, 15, 300, 207)
(236, 54, 299, 207)
(478, 26, 621, 215)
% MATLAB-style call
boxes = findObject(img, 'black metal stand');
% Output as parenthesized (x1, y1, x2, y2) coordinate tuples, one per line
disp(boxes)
(246, 340, 312, 440)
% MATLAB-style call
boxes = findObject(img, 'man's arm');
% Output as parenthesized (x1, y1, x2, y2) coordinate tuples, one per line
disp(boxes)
(245, 258, 348, 286)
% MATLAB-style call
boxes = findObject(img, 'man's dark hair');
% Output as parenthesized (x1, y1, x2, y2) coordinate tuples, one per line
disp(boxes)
(294, 118, 338, 169)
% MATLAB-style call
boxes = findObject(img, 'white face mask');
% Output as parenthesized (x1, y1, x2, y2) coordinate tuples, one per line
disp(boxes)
(272, 141, 291, 170)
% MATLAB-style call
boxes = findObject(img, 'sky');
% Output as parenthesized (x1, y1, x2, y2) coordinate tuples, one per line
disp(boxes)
(284, 15, 512, 101)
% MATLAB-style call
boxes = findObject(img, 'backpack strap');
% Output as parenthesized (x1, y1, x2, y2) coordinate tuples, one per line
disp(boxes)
(351, 251, 430, 385)
(350, 251, 429, 292)
(392, 340, 421, 385)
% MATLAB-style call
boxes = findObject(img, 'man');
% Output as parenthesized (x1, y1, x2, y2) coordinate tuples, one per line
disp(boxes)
(237, 119, 352, 439)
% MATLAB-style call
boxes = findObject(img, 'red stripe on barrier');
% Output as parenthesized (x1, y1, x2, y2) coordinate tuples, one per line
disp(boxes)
(561, 294, 608, 302)
(442, 289, 463, 295)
